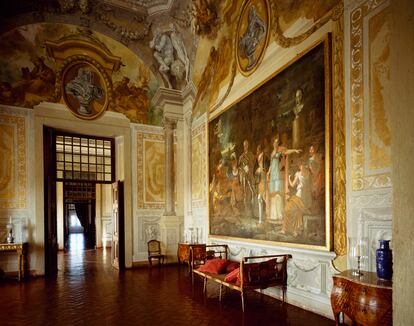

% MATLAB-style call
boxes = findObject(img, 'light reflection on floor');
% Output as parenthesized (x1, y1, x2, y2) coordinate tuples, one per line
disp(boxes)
(58, 233, 110, 274)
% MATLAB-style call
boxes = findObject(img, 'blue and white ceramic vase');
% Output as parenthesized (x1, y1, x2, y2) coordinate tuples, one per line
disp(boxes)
(376, 240, 392, 280)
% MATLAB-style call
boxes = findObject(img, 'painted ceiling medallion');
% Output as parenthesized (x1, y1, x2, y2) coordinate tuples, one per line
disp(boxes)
(62, 60, 109, 120)
(236, 0, 270, 76)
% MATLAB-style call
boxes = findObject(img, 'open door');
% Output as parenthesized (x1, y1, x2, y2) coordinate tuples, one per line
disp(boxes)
(111, 180, 125, 270)
(44, 126, 58, 277)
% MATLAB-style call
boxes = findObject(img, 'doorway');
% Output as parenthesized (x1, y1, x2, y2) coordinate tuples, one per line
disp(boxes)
(44, 127, 124, 276)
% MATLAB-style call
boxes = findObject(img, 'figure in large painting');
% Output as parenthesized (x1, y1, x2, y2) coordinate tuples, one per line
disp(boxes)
(292, 89, 305, 149)
(238, 140, 256, 214)
(308, 144, 325, 213)
(254, 144, 269, 223)
(267, 137, 301, 223)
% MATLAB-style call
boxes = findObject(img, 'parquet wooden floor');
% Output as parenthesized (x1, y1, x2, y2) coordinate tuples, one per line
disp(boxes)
(0, 236, 334, 326)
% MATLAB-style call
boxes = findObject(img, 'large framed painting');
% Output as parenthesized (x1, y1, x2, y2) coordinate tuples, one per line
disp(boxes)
(208, 35, 332, 250)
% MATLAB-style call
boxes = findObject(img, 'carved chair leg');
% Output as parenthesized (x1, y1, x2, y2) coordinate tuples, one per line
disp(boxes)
(148, 258, 152, 268)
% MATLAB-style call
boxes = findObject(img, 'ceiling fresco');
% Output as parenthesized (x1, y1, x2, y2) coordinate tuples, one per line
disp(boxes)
(0, 0, 341, 121)
(0, 23, 162, 125)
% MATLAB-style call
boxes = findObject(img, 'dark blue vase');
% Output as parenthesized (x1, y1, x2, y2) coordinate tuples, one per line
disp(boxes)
(376, 240, 392, 280)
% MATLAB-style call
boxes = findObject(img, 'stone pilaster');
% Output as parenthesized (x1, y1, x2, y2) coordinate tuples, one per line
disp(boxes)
(163, 116, 177, 216)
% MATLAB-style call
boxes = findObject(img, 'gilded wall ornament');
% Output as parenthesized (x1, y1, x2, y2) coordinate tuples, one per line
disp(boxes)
(236, 0, 270, 76)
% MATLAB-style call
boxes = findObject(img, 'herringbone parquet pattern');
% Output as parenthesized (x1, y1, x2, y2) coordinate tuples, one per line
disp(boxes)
(0, 242, 334, 326)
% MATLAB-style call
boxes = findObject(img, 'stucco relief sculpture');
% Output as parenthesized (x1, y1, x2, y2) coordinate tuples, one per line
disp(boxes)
(149, 24, 190, 89)
(65, 67, 103, 115)
(239, 5, 266, 71)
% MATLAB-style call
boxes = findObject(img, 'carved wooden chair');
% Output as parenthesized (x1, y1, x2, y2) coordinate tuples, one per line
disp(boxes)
(147, 240, 165, 267)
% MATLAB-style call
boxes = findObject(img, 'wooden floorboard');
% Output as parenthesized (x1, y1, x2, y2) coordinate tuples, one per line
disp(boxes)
(0, 238, 334, 325)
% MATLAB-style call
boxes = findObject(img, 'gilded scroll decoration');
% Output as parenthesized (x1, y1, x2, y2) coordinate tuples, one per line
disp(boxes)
(332, 16, 347, 256)
(350, 0, 392, 191)
(0, 113, 26, 209)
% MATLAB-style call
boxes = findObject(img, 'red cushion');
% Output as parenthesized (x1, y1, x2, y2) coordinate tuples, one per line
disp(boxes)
(236, 272, 248, 286)
(224, 267, 239, 283)
(226, 261, 240, 273)
(197, 258, 228, 274)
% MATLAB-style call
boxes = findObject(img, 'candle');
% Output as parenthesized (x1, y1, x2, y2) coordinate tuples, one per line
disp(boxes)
(9, 216, 12, 224)
(356, 244, 361, 257)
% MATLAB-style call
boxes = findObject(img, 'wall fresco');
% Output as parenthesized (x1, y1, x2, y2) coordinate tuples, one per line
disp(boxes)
(0, 112, 26, 209)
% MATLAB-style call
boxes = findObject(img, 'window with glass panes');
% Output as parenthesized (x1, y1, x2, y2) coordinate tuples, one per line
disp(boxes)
(55, 133, 114, 183)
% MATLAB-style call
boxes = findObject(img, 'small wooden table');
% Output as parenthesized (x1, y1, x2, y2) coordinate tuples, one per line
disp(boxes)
(331, 270, 392, 325)
(0, 242, 28, 281)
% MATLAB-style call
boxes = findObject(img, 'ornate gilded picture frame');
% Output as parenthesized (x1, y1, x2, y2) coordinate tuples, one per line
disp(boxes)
(209, 35, 333, 250)
(236, 0, 271, 76)
(60, 58, 110, 120)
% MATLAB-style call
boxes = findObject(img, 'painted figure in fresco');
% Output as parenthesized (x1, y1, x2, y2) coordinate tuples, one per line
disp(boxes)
(239, 5, 266, 70)
(308, 144, 325, 213)
(292, 89, 305, 149)
(113, 76, 150, 123)
(65, 67, 103, 115)
(267, 137, 301, 222)
(12, 56, 55, 105)
(254, 144, 269, 223)
(192, 0, 220, 38)
(238, 140, 256, 214)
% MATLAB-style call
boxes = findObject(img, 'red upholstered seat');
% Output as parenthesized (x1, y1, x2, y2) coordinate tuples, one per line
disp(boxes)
(196, 258, 228, 274)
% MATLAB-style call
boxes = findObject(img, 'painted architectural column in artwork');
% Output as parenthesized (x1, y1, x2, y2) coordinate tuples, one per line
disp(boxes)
(163, 116, 177, 216)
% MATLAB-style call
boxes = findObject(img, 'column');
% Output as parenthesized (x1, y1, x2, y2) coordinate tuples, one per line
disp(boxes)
(184, 112, 193, 218)
(163, 116, 177, 216)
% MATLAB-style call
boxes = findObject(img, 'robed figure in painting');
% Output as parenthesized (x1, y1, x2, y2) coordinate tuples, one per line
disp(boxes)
(267, 137, 301, 223)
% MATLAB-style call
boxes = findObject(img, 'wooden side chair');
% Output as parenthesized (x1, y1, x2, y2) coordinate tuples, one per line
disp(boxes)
(147, 240, 165, 267)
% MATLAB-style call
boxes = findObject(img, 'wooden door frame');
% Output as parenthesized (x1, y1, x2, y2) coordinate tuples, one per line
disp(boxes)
(44, 126, 58, 277)
(43, 127, 118, 275)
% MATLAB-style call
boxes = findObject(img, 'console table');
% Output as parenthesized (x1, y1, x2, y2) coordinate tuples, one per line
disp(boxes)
(0, 242, 28, 281)
(331, 270, 392, 325)
(177, 243, 205, 271)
